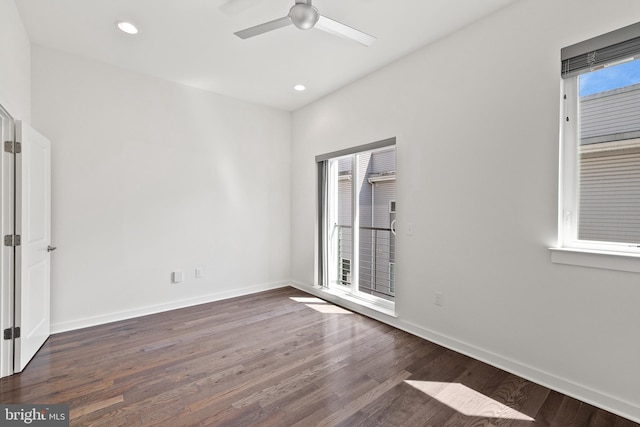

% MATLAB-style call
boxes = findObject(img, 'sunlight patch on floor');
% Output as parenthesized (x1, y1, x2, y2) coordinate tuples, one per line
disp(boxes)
(304, 304, 353, 314)
(289, 297, 353, 314)
(405, 380, 534, 422)
(290, 297, 326, 303)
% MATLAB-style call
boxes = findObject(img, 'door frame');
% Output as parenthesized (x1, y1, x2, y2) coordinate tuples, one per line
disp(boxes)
(0, 103, 15, 378)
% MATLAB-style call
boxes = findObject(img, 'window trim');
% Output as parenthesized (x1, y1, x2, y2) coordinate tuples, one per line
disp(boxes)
(550, 247, 640, 273)
(558, 63, 640, 255)
(315, 137, 396, 163)
(554, 24, 640, 270)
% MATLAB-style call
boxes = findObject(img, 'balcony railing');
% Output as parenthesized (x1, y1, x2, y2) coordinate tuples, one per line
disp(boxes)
(336, 225, 395, 300)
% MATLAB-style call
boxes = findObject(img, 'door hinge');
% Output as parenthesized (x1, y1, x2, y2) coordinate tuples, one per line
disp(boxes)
(4, 235, 21, 246)
(3, 327, 20, 340)
(4, 141, 21, 154)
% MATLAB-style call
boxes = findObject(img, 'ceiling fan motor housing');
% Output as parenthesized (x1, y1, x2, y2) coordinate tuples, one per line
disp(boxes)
(233, 0, 375, 47)
(289, 4, 319, 30)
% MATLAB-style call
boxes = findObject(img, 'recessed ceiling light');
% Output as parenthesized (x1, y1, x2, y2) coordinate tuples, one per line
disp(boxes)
(116, 21, 139, 35)
(293, 84, 306, 92)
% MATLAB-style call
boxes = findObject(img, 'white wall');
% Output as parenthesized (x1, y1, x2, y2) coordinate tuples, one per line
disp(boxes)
(0, 0, 30, 120)
(31, 46, 292, 332)
(291, 0, 640, 421)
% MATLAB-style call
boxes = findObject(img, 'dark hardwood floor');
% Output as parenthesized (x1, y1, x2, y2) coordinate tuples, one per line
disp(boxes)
(0, 287, 637, 426)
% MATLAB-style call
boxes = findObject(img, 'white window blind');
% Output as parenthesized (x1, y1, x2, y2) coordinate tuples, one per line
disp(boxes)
(579, 143, 640, 244)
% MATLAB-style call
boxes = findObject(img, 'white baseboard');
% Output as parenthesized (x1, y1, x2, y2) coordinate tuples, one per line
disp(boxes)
(51, 281, 290, 334)
(288, 280, 640, 424)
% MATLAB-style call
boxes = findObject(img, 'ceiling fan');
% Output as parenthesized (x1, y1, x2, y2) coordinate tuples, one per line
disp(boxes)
(233, 0, 376, 47)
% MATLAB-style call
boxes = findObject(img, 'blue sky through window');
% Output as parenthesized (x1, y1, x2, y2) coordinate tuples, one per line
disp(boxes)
(579, 58, 640, 96)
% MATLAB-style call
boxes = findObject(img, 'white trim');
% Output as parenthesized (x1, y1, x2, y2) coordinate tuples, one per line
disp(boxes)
(350, 288, 395, 313)
(558, 77, 579, 248)
(315, 137, 396, 162)
(288, 280, 640, 424)
(367, 174, 396, 184)
(51, 281, 289, 334)
(351, 154, 360, 295)
(550, 247, 640, 273)
(0, 90, 19, 124)
(290, 281, 395, 318)
(0, 104, 14, 379)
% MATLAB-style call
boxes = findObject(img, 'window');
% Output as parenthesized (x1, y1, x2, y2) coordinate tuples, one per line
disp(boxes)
(559, 22, 640, 255)
(317, 138, 396, 307)
(389, 262, 396, 295)
(340, 258, 351, 285)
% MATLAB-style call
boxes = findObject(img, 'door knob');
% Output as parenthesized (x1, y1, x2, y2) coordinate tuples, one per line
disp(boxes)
(47, 245, 57, 252)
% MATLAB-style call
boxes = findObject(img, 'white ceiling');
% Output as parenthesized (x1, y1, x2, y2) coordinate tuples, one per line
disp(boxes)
(16, 0, 519, 111)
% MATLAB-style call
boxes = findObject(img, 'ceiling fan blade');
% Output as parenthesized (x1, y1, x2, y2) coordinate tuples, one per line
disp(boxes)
(315, 15, 376, 47)
(234, 16, 292, 39)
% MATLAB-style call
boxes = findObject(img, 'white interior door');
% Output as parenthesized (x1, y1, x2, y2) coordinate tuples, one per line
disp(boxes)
(14, 121, 51, 372)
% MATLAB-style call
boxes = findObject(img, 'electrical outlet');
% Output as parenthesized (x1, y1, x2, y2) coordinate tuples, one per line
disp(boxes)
(434, 292, 444, 307)
(195, 267, 204, 279)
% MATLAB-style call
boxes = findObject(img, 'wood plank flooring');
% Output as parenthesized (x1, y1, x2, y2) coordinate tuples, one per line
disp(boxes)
(0, 287, 637, 426)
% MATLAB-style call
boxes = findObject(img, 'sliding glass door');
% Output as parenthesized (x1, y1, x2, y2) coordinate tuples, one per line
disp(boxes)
(317, 139, 396, 306)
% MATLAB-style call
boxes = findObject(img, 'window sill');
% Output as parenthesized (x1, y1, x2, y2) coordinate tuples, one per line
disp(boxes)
(317, 286, 397, 318)
(550, 247, 640, 273)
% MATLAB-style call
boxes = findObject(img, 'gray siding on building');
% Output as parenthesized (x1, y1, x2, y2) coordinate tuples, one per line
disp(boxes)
(371, 180, 395, 294)
(333, 148, 396, 298)
(373, 181, 395, 229)
(580, 83, 640, 143)
(338, 180, 352, 227)
(358, 152, 373, 228)
(372, 149, 396, 173)
(579, 144, 640, 244)
(357, 152, 374, 293)
(578, 82, 640, 244)
(338, 157, 351, 173)
(359, 150, 396, 298)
